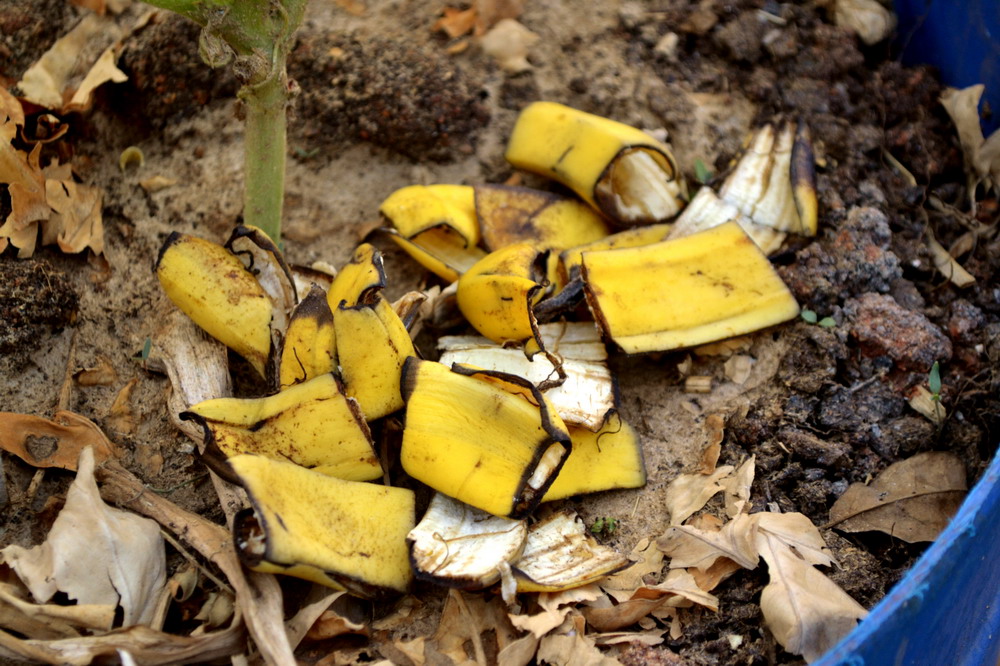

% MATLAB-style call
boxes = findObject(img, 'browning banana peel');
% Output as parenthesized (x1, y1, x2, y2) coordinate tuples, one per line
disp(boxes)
(182, 373, 382, 482)
(230, 454, 414, 598)
(506, 101, 685, 226)
(582, 221, 800, 353)
(156, 231, 274, 379)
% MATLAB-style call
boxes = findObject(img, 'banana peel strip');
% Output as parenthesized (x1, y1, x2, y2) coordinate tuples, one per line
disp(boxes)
(474, 183, 611, 251)
(379, 184, 483, 283)
(582, 221, 800, 354)
(542, 412, 646, 502)
(400, 358, 571, 518)
(438, 321, 615, 431)
(181, 373, 382, 482)
(512, 512, 630, 592)
(155, 231, 274, 379)
(278, 284, 337, 389)
(407, 493, 528, 590)
(457, 242, 561, 358)
(229, 454, 415, 598)
(505, 101, 685, 226)
(717, 122, 818, 236)
(334, 295, 416, 421)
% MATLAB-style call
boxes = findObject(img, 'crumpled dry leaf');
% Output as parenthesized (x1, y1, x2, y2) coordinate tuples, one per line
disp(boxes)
(657, 513, 759, 571)
(664, 464, 734, 525)
(536, 613, 621, 666)
(756, 517, 866, 663)
(721, 455, 756, 518)
(508, 584, 603, 639)
(827, 451, 966, 543)
(0, 118, 47, 258)
(0, 580, 115, 639)
(17, 13, 126, 113)
(834, 0, 896, 45)
(480, 19, 539, 73)
(940, 85, 1000, 206)
(44, 167, 105, 255)
(0, 411, 118, 470)
(1, 447, 166, 627)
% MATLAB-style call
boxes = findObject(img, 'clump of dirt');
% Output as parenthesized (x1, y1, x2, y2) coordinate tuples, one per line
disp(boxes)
(289, 32, 491, 162)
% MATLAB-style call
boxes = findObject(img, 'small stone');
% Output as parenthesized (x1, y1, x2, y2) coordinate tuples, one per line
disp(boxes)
(844, 292, 952, 372)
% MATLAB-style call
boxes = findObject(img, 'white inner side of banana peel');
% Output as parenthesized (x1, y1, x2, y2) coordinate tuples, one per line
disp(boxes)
(596, 149, 683, 222)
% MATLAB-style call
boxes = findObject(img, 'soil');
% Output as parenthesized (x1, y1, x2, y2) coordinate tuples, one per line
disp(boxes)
(2, 1, 999, 665)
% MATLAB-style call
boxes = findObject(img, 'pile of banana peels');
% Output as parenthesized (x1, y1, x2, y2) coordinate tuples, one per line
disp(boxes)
(155, 102, 817, 601)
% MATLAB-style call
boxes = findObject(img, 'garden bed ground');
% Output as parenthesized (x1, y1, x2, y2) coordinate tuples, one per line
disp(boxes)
(2, 0, 999, 664)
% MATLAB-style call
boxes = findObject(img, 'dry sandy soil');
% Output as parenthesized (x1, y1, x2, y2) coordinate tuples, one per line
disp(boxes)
(2, 0, 999, 664)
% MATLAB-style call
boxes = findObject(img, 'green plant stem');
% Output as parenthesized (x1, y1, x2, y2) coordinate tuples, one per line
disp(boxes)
(140, 0, 308, 242)
(242, 70, 287, 242)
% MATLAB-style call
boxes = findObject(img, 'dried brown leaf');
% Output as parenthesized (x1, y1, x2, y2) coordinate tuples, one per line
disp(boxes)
(1, 448, 166, 627)
(75, 356, 118, 386)
(657, 513, 759, 571)
(827, 451, 966, 543)
(664, 465, 734, 525)
(698, 414, 725, 473)
(45, 175, 105, 255)
(0, 124, 47, 258)
(756, 525, 866, 662)
(721, 456, 755, 518)
(0, 411, 118, 470)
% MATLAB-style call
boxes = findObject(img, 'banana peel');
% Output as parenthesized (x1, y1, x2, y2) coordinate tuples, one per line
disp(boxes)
(668, 186, 786, 255)
(278, 284, 337, 389)
(505, 101, 685, 226)
(582, 221, 800, 353)
(229, 454, 414, 598)
(456, 242, 561, 357)
(181, 373, 382, 482)
(156, 231, 274, 379)
(438, 321, 615, 431)
(379, 184, 485, 283)
(717, 122, 818, 236)
(560, 222, 673, 281)
(334, 294, 416, 421)
(474, 184, 610, 251)
(407, 493, 527, 590)
(512, 511, 630, 592)
(400, 358, 571, 518)
(542, 413, 646, 501)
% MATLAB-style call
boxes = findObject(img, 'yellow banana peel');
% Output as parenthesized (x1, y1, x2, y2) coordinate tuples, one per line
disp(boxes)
(326, 242, 386, 312)
(512, 511, 630, 592)
(474, 184, 610, 251)
(379, 184, 484, 283)
(560, 222, 673, 281)
(229, 454, 414, 597)
(456, 242, 560, 357)
(278, 284, 337, 389)
(582, 221, 800, 353)
(334, 295, 416, 421)
(407, 493, 527, 589)
(182, 373, 382, 482)
(542, 413, 646, 501)
(400, 358, 571, 518)
(156, 231, 274, 379)
(505, 101, 685, 226)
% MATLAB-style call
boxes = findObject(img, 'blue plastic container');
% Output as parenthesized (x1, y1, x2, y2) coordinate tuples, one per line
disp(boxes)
(818, 3, 1000, 662)
(894, 0, 1000, 133)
